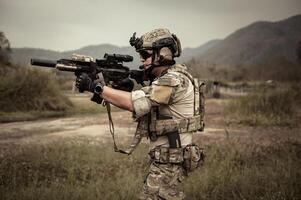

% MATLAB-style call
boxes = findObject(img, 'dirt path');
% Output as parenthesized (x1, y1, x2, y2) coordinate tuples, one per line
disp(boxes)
(0, 98, 300, 147)
(0, 111, 137, 144)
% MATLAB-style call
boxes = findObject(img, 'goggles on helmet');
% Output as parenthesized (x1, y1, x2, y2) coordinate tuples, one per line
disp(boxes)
(152, 37, 177, 53)
(139, 50, 152, 60)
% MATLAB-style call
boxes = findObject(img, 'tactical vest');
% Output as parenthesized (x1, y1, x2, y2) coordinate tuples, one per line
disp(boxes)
(111, 64, 205, 155)
(150, 64, 205, 134)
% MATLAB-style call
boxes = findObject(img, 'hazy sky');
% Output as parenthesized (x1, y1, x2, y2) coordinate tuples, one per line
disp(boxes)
(0, 0, 300, 51)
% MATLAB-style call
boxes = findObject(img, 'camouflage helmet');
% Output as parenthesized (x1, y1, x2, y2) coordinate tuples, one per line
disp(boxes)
(130, 28, 182, 65)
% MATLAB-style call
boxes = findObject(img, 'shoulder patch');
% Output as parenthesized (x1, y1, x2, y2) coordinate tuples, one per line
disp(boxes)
(153, 73, 180, 86)
(150, 85, 173, 104)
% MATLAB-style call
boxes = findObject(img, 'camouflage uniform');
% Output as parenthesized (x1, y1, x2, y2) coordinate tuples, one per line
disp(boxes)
(139, 162, 186, 200)
(132, 64, 200, 200)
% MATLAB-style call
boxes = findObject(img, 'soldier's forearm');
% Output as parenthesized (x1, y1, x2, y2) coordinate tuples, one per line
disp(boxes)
(101, 86, 134, 112)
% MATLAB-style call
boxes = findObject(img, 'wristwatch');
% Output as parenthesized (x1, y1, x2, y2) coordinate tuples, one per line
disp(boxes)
(94, 83, 104, 95)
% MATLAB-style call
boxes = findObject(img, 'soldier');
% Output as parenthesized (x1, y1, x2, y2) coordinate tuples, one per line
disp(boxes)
(76, 28, 204, 200)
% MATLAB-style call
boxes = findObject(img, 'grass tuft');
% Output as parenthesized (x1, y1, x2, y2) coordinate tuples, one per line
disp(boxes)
(224, 85, 299, 126)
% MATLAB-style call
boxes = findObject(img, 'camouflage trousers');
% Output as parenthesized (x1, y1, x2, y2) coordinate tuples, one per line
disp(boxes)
(138, 162, 186, 200)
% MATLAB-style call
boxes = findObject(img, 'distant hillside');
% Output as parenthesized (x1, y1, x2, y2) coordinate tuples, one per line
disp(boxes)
(10, 15, 301, 69)
(63, 44, 140, 67)
(12, 48, 62, 66)
(176, 39, 221, 63)
(11, 43, 206, 69)
(11, 45, 140, 69)
(197, 15, 301, 66)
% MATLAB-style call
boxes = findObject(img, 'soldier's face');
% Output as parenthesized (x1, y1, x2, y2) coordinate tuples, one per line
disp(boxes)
(139, 51, 152, 69)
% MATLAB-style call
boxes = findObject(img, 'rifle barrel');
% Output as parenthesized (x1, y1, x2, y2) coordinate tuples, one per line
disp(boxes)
(31, 59, 57, 68)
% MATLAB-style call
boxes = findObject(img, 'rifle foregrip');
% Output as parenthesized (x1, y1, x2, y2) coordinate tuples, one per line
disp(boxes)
(30, 59, 57, 68)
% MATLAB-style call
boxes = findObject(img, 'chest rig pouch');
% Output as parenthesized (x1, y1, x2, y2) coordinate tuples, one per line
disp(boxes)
(147, 65, 206, 166)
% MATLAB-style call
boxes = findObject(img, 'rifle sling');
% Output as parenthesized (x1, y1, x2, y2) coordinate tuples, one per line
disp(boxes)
(105, 102, 142, 155)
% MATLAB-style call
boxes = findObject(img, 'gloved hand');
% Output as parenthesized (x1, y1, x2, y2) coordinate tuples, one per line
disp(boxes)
(112, 78, 134, 92)
(75, 73, 95, 93)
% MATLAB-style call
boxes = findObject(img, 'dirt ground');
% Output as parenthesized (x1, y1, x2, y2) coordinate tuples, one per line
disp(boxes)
(0, 97, 300, 148)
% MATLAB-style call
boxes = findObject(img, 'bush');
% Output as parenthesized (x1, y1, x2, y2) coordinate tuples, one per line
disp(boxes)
(224, 85, 299, 126)
(0, 66, 72, 112)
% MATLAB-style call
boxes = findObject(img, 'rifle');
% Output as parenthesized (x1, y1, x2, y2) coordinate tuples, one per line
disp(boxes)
(31, 53, 145, 95)
(31, 53, 145, 154)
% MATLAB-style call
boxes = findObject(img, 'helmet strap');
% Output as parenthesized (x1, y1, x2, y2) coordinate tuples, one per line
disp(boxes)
(145, 65, 156, 82)
(142, 50, 159, 82)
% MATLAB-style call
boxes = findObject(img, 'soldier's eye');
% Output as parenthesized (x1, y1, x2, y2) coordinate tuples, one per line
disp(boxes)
(139, 51, 152, 60)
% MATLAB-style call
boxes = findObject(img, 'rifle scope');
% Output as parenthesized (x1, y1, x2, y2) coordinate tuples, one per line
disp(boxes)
(104, 53, 133, 63)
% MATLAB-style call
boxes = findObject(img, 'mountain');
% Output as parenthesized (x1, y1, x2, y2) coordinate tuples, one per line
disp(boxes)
(63, 44, 140, 67)
(176, 39, 221, 63)
(10, 14, 301, 69)
(12, 48, 62, 65)
(11, 43, 213, 69)
(11, 44, 141, 69)
(197, 15, 301, 66)
(11, 42, 216, 69)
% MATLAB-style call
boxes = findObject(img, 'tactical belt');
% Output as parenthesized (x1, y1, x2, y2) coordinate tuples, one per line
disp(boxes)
(152, 115, 202, 136)
(106, 104, 202, 155)
(149, 147, 184, 164)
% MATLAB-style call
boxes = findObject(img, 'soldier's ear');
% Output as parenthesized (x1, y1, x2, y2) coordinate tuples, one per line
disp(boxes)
(159, 47, 173, 61)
